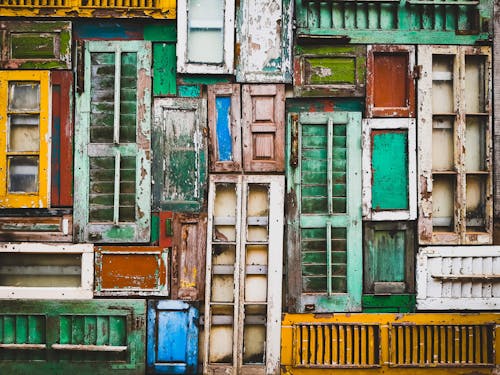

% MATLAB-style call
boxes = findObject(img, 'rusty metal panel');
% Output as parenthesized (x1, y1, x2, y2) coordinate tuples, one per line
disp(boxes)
(242, 84, 285, 172)
(94, 245, 168, 296)
(282, 313, 500, 374)
(0, 242, 93, 299)
(293, 44, 366, 97)
(294, 0, 492, 44)
(416, 246, 500, 310)
(417, 45, 492, 245)
(0, 21, 71, 69)
(171, 213, 207, 301)
(0, 299, 146, 375)
(0, 212, 72, 242)
(236, 0, 292, 83)
(366, 45, 415, 118)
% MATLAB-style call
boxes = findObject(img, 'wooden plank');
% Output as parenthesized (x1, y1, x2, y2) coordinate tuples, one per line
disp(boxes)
(0, 214, 72, 242)
(153, 42, 176, 96)
(242, 84, 285, 172)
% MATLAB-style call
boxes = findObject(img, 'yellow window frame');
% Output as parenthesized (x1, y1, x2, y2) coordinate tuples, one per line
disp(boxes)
(0, 70, 50, 208)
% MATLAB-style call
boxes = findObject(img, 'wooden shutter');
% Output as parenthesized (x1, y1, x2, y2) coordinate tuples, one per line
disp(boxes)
(51, 71, 73, 207)
(242, 84, 285, 172)
(293, 45, 366, 97)
(0, 21, 71, 69)
(0, 213, 72, 242)
(147, 300, 199, 374)
(286, 111, 362, 313)
(208, 84, 242, 172)
(236, 0, 292, 82)
(362, 118, 416, 221)
(364, 222, 415, 296)
(74, 40, 151, 243)
(152, 98, 207, 212)
(94, 246, 168, 296)
(171, 213, 207, 301)
(366, 45, 415, 118)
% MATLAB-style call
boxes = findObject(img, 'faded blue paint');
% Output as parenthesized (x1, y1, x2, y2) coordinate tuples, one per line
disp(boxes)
(216, 97, 232, 161)
(147, 300, 199, 374)
(74, 21, 144, 40)
(51, 85, 61, 201)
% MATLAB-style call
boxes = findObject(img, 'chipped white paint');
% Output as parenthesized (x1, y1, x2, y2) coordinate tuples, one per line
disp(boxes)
(417, 246, 500, 310)
(362, 118, 416, 221)
(0, 243, 94, 299)
(236, 0, 292, 82)
(204, 175, 284, 375)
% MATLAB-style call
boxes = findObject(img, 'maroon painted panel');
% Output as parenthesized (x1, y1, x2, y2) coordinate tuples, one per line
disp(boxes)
(51, 71, 73, 207)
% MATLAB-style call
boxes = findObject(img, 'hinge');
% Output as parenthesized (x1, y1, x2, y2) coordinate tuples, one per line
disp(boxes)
(413, 65, 423, 80)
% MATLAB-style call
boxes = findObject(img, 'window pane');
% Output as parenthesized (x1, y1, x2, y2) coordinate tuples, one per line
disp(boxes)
(465, 116, 486, 172)
(8, 156, 39, 193)
(9, 82, 40, 111)
(187, 0, 224, 63)
(465, 55, 487, 113)
(9, 115, 40, 152)
(432, 175, 455, 231)
(432, 55, 454, 113)
(432, 116, 454, 171)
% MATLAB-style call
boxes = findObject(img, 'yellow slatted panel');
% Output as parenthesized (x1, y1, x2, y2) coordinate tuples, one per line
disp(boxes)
(353, 325, 360, 365)
(331, 324, 338, 365)
(324, 324, 331, 365)
(316, 325, 324, 365)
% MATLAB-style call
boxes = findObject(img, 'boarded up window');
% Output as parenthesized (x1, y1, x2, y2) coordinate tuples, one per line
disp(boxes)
(286, 112, 362, 313)
(418, 45, 492, 245)
(74, 41, 151, 243)
(366, 45, 415, 117)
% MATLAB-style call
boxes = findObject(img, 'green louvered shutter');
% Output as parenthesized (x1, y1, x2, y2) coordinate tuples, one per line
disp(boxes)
(74, 41, 151, 243)
(287, 111, 362, 312)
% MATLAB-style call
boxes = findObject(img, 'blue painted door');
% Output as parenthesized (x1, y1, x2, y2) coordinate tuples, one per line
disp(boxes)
(147, 300, 199, 374)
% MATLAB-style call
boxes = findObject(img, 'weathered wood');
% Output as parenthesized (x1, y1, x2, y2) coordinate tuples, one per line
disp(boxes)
(416, 246, 500, 310)
(152, 98, 207, 212)
(293, 44, 366, 97)
(0, 70, 50, 209)
(0, 214, 72, 242)
(286, 111, 362, 313)
(494, 0, 500, 219)
(74, 41, 151, 243)
(366, 45, 415, 117)
(171, 212, 207, 301)
(147, 300, 199, 374)
(94, 245, 168, 296)
(51, 71, 73, 207)
(204, 175, 284, 375)
(153, 42, 176, 96)
(417, 45, 492, 245)
(242, 84, 285, 172)
(0, 299, 146, 375)
(362, 118, 416, 220)
(0, 21, 71, 69)
(236, 0, 292, 82)
(0, 243, 93, 299)
(294, 0, 492, 44)
(177, 0, 234, 74)
(208, 84, 242, 172)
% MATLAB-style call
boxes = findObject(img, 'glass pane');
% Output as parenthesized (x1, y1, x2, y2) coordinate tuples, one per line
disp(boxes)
(247, 184, 269, 242)
(0, 253, 81, 287)
(432, 55, 454, 113)
(211, 275, 234, 302)
(245, 275, 267, 302)
(9, 115, 39, 152)
(466, 175, 486, 231)
(432, 116, 454, 171)
(465, 55, 487, 113)
(213, 183, 237, 241)
(243, 305, 266, 364)
(246, 245, 268, 266)
(187, 0, 224, 63)
(9, 82, 40, 111)
(8, 156, 38, 193)
(209, 306, 233, 364)
(215, 97, 232, 161)
(465, 116, 486, 171)
(432, 175, 455, 231)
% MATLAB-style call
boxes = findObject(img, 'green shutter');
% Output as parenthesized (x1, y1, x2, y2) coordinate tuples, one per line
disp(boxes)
(74, 41, 151, 243)
(287, 111, 362, 313)
(152, 98, 207, 212)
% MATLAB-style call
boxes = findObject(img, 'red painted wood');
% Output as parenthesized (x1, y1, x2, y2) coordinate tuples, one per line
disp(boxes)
(159, 211, 173, 248)
(51, 71, 73, 207)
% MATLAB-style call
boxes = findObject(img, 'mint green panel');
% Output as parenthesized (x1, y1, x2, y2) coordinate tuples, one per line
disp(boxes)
(286, 111, 362, 313)
(153, 42, 176, 96)
(144, 23, 176, 42)
(295, 0, 492, 44)
(0, 300, 146, 375)
(371, 230, 405, 283)
(372, 130, 408, 210)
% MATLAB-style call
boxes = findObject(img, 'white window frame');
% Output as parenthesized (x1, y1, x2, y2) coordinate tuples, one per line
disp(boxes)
(177, 0, 235, 74)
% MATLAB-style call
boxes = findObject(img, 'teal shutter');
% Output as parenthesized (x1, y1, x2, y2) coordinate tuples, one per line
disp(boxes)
(287, 111, 362, 312)
(74, 41, 151, 243)
(152, 98, 207, 212)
